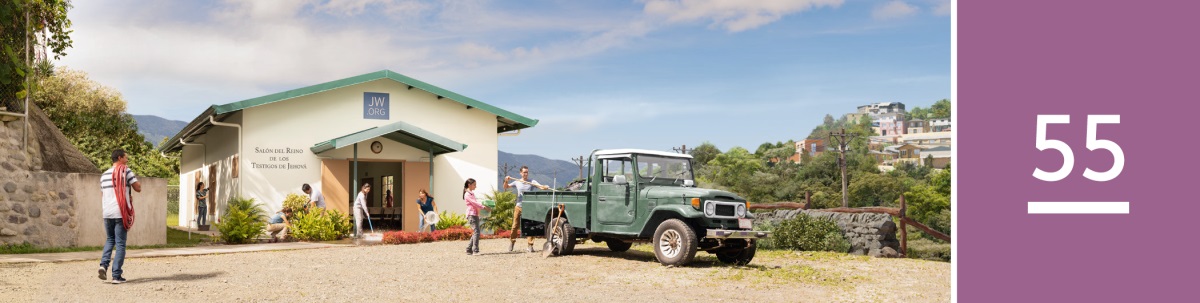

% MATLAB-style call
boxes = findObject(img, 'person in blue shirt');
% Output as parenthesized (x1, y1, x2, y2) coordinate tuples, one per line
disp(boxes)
(267, 208, 292, 242)
(416, 189, 438, 232)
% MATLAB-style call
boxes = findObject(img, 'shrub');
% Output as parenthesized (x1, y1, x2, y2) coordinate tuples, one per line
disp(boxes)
(906, 238, 951, 262)
(770, 214, 850, 252)
(215, 197, 266, 244)
(752, 220, 780, 250)
(382, 231, 436, 244)
(289, 209, 353, 241)
(434, 227, 473, 241)
(482, 189, 516, 232)
(282, 193, 310, 212)
(435, 211, 468, 230)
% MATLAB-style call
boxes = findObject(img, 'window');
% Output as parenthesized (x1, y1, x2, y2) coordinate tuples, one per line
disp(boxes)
(602, 158, 633, 183)
(383, 176, 394, 207)
(636, 155, 693, 183)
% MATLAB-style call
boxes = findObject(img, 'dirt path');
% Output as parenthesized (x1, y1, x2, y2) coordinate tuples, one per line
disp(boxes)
(0, 239, 949, 302)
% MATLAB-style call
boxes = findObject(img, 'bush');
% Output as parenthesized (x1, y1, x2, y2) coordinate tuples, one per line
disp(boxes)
(215, 197, 266, 244)
(282, 193, 310, 212)
(482, 190, 516, 232)
(435, 211, 468, 230)
(289, 209, 353, 241)
(906, 238, 951, 262)
(433, 227, 473, 241)
(770, 214, 850, 252)
(383, 231, 436, 244)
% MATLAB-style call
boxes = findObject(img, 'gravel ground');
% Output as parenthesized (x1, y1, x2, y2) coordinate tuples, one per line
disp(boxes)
(0, 239, 949, 302)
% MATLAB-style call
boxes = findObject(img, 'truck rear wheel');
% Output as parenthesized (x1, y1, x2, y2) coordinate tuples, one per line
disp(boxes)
(716, 245, 757, 265)
(653, 219, 698, 266)
(548, 217, 576, 255)
(606, 240, 632, 252)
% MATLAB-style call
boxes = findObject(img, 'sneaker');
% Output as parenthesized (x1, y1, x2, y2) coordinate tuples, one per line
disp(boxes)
(527, 245, 535, 253)
(466, 251, 473, 256)
(111, 277, 126, 284)
(508, 241, 515, 252)
(97, 267, 107, 281)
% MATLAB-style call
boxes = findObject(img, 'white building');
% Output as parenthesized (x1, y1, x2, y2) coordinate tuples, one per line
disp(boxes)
(158, 70, 537, 231)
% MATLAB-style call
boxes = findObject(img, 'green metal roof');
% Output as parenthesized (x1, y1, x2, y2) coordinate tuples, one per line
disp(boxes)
(159, 70, 536, 153)
(212, 70, 537, 130)
(310, 120, 467, 156)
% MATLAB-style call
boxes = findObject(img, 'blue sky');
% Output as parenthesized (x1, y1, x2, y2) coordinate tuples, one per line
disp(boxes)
(57, 0, 950, 162)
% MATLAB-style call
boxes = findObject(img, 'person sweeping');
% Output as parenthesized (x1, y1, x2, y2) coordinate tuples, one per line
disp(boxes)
(353, 183, 371, 238)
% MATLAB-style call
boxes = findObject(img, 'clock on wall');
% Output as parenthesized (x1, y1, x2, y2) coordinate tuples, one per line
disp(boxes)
(370, 141, 383, 154)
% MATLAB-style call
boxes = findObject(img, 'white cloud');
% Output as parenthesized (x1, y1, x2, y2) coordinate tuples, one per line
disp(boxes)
(642, 0, 844, 32)
(872, 0, 918, 20)
(931, 0, 951, 16)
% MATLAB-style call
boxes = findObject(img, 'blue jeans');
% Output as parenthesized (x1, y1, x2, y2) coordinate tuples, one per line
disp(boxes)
(466, 215, 481, 253)
(197, 206, 207, 226)
(419, 211, 437, 232)
(100, 218, 128, 278)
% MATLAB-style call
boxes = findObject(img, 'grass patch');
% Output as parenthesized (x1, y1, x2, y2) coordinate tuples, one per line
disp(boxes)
(905, 238, 950, 262)
(167, 213, 179, 227)
(710, 264, 861, 288)
(1, 228, 215, 254)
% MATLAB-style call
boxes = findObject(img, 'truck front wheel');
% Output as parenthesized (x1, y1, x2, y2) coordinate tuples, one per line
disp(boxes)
(653, 219, 698, 266)
(716, 245, 757, 266)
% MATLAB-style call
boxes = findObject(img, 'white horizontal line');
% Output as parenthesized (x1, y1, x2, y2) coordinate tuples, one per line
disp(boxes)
(1027, 202, 1129, 214)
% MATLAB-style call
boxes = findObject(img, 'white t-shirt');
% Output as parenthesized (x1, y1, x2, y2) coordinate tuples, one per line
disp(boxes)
(353, 191, 368, 212)
(309, 187, 326, 208)
(509, 179, 542, 207)
(101, 166, 139, 219)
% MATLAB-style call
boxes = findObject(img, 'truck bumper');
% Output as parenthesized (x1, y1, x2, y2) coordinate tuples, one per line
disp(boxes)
(706, 229, 770, 239)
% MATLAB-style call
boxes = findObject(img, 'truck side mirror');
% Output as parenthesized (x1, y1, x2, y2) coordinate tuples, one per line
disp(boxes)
(613, 174, 628, 185)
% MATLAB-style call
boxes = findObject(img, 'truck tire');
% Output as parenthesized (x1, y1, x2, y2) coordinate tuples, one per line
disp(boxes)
(716, 245, 757, 265)
(548, 217, 576, 255)
(653, 219, 698, 266)
(606, 240, 632, 252)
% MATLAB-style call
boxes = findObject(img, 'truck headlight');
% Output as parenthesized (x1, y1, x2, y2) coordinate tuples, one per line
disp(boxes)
(736, 204, 746, 218)
(704, 202, 715, 217)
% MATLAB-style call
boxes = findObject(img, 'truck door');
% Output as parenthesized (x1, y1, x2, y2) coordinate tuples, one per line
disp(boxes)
(596, 158, 636, 225)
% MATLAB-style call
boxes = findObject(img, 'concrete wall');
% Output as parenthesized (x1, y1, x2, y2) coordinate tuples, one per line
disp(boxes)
(2, 118, 166, 247)
(75, 175, 167, 247)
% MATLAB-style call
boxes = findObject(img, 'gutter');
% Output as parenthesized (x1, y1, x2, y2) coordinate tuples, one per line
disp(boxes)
(208, 116, 242, 197)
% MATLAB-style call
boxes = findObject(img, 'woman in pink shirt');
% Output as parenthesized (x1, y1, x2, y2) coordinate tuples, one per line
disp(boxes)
(463, 178, 490, 255)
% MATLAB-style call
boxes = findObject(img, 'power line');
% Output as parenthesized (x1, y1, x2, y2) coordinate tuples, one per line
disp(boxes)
(828, 128, 858, 208)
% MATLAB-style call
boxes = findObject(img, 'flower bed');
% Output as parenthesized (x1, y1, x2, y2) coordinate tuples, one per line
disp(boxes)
(382, 228, 514, 244)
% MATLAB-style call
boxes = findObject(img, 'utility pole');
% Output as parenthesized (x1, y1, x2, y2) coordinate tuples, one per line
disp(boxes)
(672, 144, 688, 154)
(571, 155, 586, 180)
(499, 162, 515, 181)
(828, 128, 858, 208)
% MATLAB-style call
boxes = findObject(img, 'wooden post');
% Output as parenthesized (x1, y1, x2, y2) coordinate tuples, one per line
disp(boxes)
(900, 195, 907, 256)
(804, 191, 811, 210)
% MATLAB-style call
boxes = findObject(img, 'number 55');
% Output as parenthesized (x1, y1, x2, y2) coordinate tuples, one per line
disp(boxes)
(1033, 115, 1124, 182)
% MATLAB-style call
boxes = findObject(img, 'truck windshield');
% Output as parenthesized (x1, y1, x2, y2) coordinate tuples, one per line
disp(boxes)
(636, 155, 693, 184)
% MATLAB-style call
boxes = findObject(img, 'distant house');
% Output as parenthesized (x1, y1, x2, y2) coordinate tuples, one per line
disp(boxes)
(795, 139, 825, 163)
(921, 145, 952, 168)
(901, 131, 952, 146)
(856, 102, 906, 115)
(869, 149, 897, 164)
(907, 119, 927, 134)
(930, 118, 952, 132)
(876, 112, 906, 136)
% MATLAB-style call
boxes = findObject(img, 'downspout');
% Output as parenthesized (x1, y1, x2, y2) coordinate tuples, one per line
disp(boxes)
(209, 116, 242, 198)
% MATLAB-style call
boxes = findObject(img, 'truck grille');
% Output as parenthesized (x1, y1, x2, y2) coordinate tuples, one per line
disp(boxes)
(715, 204, 735, 217)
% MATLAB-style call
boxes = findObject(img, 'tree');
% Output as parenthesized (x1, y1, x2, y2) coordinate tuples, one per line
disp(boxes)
(823, 114, 835, 128)
(907, 106, 930, 120)
(689, 142, 721, 167)
(930, 99, 951, 119)
(904, 183, 950, 235)
(708, 147, 765, 198)
(32, 66, 178, 178)
(1, 0, 73, 110)
(848, 173, 904, 207)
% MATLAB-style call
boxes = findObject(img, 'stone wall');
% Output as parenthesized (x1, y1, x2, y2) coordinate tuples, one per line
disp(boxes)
(1, 117, 166, 247)
(755, 209, 901, 257)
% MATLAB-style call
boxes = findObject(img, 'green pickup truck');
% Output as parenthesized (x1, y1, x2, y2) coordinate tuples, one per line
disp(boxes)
(520, 149, 770, 266)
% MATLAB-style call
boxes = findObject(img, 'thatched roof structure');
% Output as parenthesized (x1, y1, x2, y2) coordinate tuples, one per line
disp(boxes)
(27, 102, 100, 174)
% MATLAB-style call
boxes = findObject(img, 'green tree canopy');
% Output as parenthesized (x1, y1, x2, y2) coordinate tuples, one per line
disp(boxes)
(1, 0, 72, 110)
(930, 99, 951, 119)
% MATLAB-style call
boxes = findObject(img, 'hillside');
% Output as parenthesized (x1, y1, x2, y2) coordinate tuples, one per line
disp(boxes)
(497, 151, 581, 187)
(133, 115, 188, 147)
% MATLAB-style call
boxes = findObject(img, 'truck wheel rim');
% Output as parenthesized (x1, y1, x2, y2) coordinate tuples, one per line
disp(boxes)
(660, 230, 681, 258)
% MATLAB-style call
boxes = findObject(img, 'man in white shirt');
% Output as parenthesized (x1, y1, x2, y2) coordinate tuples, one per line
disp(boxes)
(302, 183, 326, 209)
(98, 149, 141, 284)
(505, 166, 549, 252)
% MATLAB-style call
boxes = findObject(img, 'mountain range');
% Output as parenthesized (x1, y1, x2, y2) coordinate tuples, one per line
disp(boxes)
(133, 115, 188, 147)
(133, 115, 578, 183)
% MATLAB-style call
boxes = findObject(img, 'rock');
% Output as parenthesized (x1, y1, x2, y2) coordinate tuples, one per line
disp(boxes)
(11, 203, 24, 215)
(23, 226, 38, 236)
(50, 214, 67, 226)
(1, 162, 14, 171)
(3, 182, 15, 193)
(58, 192, 67, 200)
(28, 204, 39, 218)
(868, 248, 882, 258)
(0, 228, 15, 236)
(880, 247, 899, 258)
(0, 201, 8, 212)
(8, 214, 27, 224)
(21, 184, 33, 194)
(9, 152, 24, 162)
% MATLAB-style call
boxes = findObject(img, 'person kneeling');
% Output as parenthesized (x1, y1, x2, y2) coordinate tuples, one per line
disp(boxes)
(267, 208, 293, 243)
